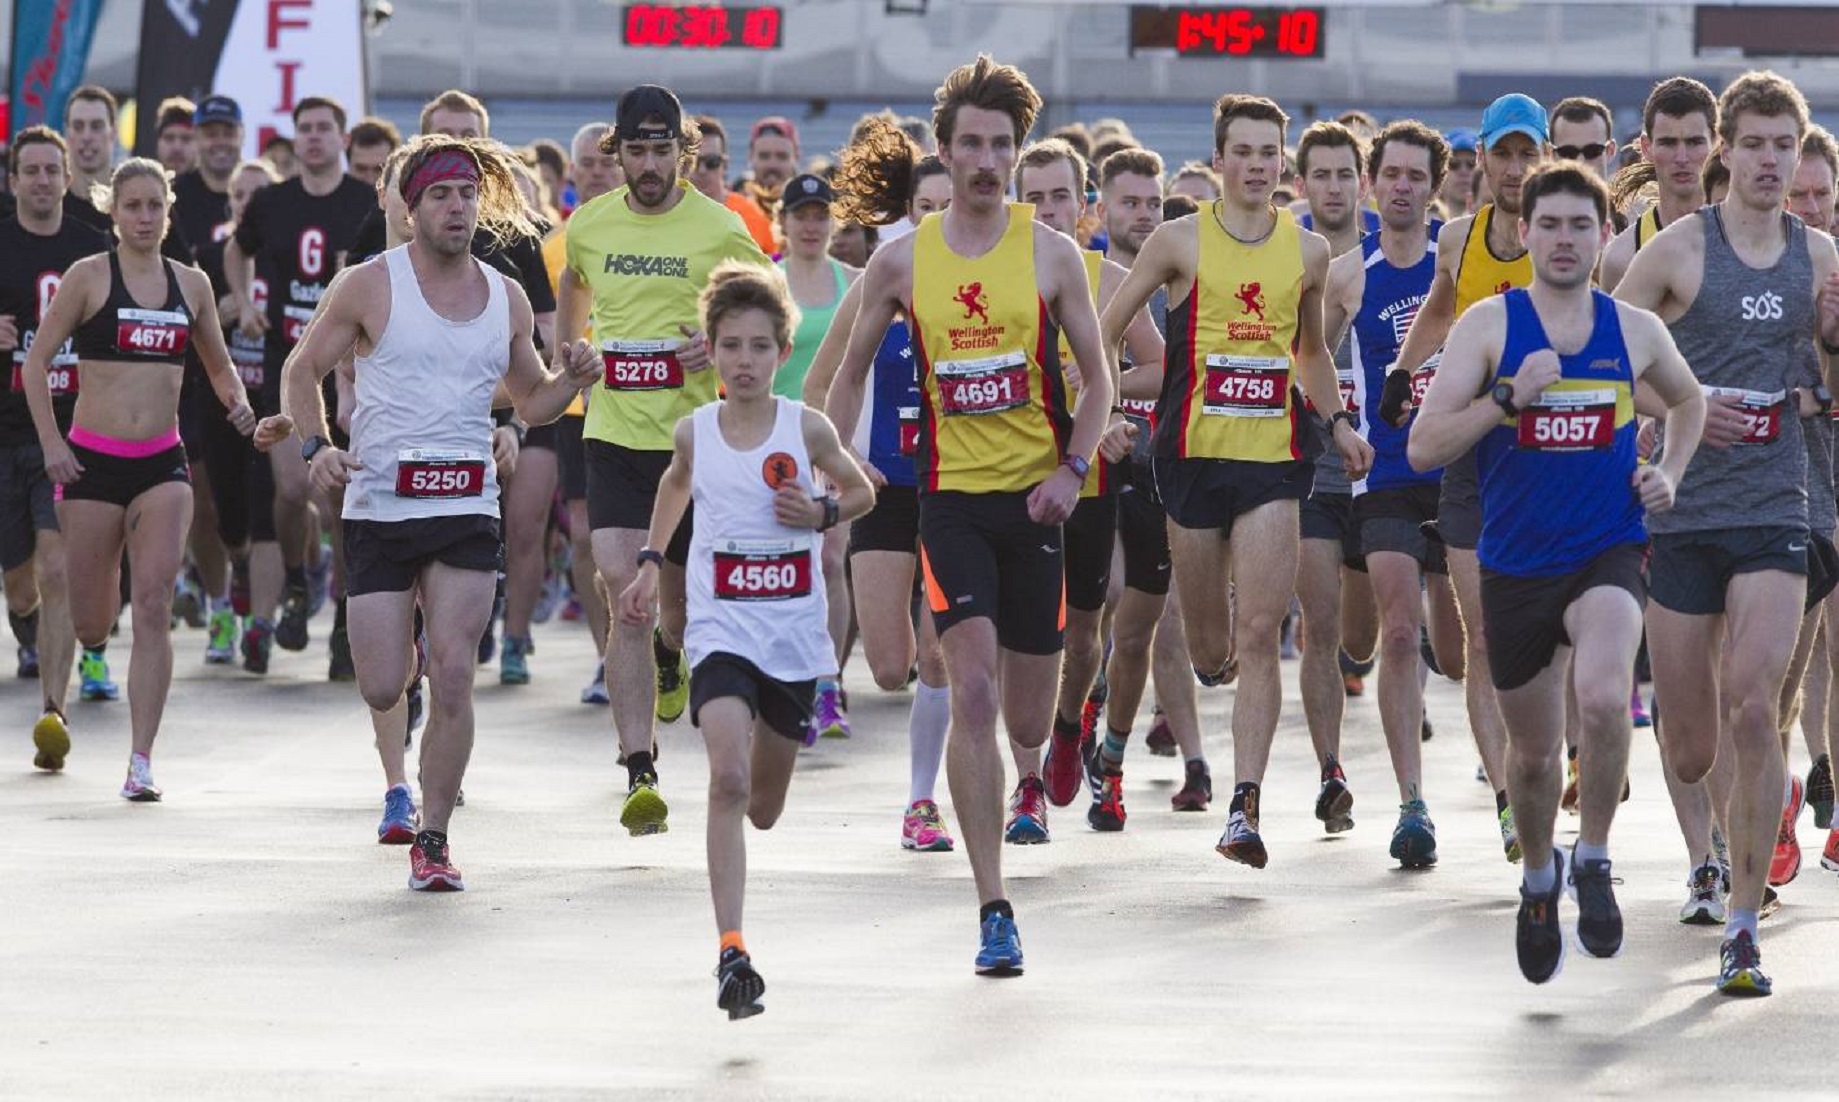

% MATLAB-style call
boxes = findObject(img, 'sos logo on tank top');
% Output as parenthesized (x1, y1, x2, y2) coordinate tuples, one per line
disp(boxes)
(11, 270, 79, 396)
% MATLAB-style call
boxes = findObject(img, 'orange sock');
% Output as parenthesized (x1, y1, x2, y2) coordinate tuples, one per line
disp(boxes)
(720, 930, 746, 956)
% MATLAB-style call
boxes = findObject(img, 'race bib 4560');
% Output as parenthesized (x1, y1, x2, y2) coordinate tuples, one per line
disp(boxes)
(713, 541, 812, 601)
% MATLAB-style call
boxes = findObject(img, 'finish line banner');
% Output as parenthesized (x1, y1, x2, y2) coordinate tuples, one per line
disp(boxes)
(11, 0, 107, 135)
(136, 0, 368, 158)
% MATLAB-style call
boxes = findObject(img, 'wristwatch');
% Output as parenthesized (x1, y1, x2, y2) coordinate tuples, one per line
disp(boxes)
(1329, 409, 1358, 433)
(1061, 453, 1091, 481)
(1491, 382, 1519, 416)
(635, 548, 665, 569)
(301, 434, 332, 463)
(1815, 385, 1834, 414)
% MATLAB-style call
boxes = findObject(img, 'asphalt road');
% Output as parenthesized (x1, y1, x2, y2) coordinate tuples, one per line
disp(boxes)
(3, 609, 1834, 1100)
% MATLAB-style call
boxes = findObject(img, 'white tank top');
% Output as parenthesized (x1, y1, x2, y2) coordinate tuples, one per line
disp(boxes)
(345, 245, 509, 522)
(685, 397, 834, 681)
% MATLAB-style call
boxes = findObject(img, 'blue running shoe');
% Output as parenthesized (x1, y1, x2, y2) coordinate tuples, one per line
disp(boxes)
(975, 911, 1024, 976)
(1003, 775, 1050, 844)
(79, 647, 120, 701)
(378, 784, 418, 844)
(1389, 799, 1438, 868)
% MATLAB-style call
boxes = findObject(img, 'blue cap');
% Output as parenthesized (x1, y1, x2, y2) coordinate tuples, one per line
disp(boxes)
(1478, 93, 1547, 151)
(194, 95, 242, 127)
(1446, 128, 1478, 153)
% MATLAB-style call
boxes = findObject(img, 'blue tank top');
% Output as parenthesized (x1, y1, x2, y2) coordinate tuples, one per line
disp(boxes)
(1476, 289, 1645, 577)
(1302, 208, 1382, 236)
(1353, 224, 1441, 492)
(862, 320, 919, 488)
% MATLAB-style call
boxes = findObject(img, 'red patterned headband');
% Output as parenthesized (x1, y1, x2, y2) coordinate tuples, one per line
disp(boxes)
(402, 149, 481, 209)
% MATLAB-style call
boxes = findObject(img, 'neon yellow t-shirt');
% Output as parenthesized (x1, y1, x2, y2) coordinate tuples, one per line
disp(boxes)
(565, 182, 768, 450)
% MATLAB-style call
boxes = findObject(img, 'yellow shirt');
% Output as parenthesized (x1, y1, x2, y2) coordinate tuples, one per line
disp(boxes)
(1058, 249, 1109, 497)
(565, 182, 768, 451)
(1633, 205, 1663, 252)
(910, 204, 1070, 494)
(1453, 204, 1533, 319)
(543, 230, 586, 417)
(1154, 204, 1306, 463)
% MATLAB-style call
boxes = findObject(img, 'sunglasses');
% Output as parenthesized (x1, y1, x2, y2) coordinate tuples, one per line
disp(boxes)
(697, 154, 726, 171)
(1554, 143, 1608, 161)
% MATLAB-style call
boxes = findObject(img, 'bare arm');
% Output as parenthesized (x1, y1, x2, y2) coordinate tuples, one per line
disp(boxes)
(180, 266, 257, 433)
(1628, 306, 1706, 492)
(1612, 219, 1689, 315)
(1322, 247, 1361, 353)
(277, 261, 380, 447)
(499, 277, 599, 426)
(1598, 226, 1637, 295)
(1408, 300, 1510, 471)
(1100, 219, 1187, 375)
(1293, 237, 1371, 478)
(618, 416, 696, 624)
(1045, 230, 1115, 471)
(801, 408, 876, 526)
(555, 265, 591, 357)
(223, 236, 266, 339)
(826, 241, 907, 453)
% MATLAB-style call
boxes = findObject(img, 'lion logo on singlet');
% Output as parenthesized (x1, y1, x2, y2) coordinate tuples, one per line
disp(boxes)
(1236, 282, 1265, 320)
(762, 451, 800, 489)
(1494, 279, 1513, 295)
(954, 283, 990, 324)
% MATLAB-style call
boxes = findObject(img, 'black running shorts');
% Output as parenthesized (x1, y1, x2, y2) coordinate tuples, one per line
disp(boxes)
(1481, 542, 1647, 692)
(689, 651, 816, 742)
(919, 489, 1064, 656)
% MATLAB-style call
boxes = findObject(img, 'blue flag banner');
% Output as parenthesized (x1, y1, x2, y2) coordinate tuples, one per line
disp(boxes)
(10, 0, 108, 133)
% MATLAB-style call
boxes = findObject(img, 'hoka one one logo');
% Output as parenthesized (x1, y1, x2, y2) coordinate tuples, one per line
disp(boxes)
(1236, 282, 1265, 320)
(955, 282, 989, 324)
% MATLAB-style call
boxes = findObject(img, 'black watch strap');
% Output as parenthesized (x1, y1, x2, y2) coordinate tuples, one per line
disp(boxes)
(301, 434, 332, 463)
(636, 548, 665, 569)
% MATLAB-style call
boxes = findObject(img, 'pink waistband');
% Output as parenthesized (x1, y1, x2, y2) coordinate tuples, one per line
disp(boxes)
(68, 424, 182, 458)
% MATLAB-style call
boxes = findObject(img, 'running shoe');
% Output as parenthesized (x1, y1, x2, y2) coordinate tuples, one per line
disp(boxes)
(532, 572, 565, 625)
(79, 647, 119, 701)
(378, 784, 418, 844)
(1314, 756, 1354, 834)
(205, 608, 237, 665)
(1279, 616, 1298, 661)
(1171, 759, 1212, 811)
(1500, 805, 1523, 864)
(1760, 885, 1782, 920)
(328, 624, 356, 681)
(1679, 862, 1726, 926)
(1080, 726, 1109, 805)
(1770, 775, 1804, 887)
(1080, 695, 1103, 748)
(1088, 771, 1127, 832)
(230, 560, 250, 617)
(1042, 721, 1086, 808)
(1821, 828, 1839, 872)
(1342, 671, 1365, 697)
(16, 644, 38, 679)
(275, 584, 311, 652)
(1717, 930, 1771, 997)
(1630, 688, 1652, 729)
(1216, 786, 1267, 868)
(1712, 824, 1731, 884)
(1144, 709, 1177, 757)
(1194, 658, 1237, 687)
(814, 683, 850, 739)
(120, 753, 161, 802)
(500, 634, 531, 686)
(1004, 775, 1050, 844)
(974, 911, 1024, 976)
(655, 631, 688, 723)
(172, 574, 206, 629)
(560, 596, 584, 622)
(408, 832, 464, 891)
(1389, 799, 1438, 869)
(32, 709, 70, 771)
(241, 619, 273, 675)
(902, 799, 955, 852)
(716, 947, 766, 1019)
(620, 774, 670, 836)
(1808, 753, 1834, 831)
(1420, 716, 1434, 742)
(580, 666, 609, 705)
(1560, 750, 1580, 814)
(1568, 850, 1623, 958)
(1516, 850, 1567, 985)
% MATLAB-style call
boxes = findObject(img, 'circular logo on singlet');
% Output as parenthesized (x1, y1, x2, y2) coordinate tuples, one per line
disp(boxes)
(762, 451, 799, 488)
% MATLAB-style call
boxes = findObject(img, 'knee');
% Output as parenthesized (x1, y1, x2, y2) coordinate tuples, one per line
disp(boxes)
(709, 761, 750, 812)
(1665, 737, 1715, 784)
(1729, 690, 1778, 742)
(132, 578, 175, 624)
(1236, 608, 1283, 648)
(1110, 622, 1154, 664)
(868, 654, 911, 693)
(747, 801, 783, 831)
(1575, 685, 1627, 737)
(950, 673, 999, 729)
(917, 644, 947, 686)
(36, 556, 68, 598)
(425, 651, 475, 707)
(359, 676, 406, 713)
(1379, 616, 1419, 657)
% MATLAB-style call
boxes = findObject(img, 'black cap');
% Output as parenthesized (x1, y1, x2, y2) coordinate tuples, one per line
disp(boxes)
(781, 173, 834, 211)
(194, 95, 243, 127)
(615, 84, 685, 143)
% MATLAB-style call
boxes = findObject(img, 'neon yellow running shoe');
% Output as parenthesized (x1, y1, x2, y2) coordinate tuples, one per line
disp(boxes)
(32, 710, 70, 771)
(620, 775, 670, 836)
(655, 631, 689, 724)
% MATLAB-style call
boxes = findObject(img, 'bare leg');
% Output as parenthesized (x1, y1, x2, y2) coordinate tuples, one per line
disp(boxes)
(413, 563, 498, 833)
(500, 446, 559, 642)
(122, 485, 192, 756)
(1296, 537, 1345, 768)
(1449, 547, 1509, 791)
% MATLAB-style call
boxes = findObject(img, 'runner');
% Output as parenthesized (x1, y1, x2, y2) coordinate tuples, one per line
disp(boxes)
(1601, 79, 1718, 293)
(1438, 130, 1478, 221)
(226, 96, 374, 671)
(776, 172, 860, 738)
(1548, 97, 1619, 181)
(0, 127, 110, 766)
(346, 117, 402, 189)
(256, 134, 599, 888)
(689, 116, 776, 255)
(1099, 94, 1371, 870)
(1388, 93, 1550, 859)
(556, 84, 770, 837)
(1013, 138, 1162, 832)
(154, 98, 198, 177)
(171, 96, 243, 254)
(618, 262, 874, 1020)
(741, 116, 800, 238)
(808, 131, 958, 851)
(825, 55, 1118, 971)
(1615, 70, 1839, 996)
(1167, 162, 1222, 203)
(1410, 161, 1706, 985)
(1323, 119, 1468, 861)
(21, 157, 258, 799)
(1095, 145, 1213, 811)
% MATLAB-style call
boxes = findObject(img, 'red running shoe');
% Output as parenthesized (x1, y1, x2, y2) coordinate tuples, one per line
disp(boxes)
(409, 832, 465, 892)
(1042, 720, 1087, 808)
(1769, 775, 1804, 887)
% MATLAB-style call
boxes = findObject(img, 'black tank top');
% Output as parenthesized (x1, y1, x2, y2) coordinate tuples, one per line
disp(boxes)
(70, 251, 194, 365)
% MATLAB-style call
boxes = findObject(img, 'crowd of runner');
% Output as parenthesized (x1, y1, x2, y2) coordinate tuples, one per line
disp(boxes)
(5, 60, 1839, 1017)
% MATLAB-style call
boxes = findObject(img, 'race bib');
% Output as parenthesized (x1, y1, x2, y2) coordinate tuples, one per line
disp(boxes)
(1202, 354, 1289, 418)
(1410, 353, 1440, 406)
(11, 362, 77, 397)
(1707, 386, 1785, 446)
(395, 448, 487, 498)
(231, 331, 265, 388)
(935, 351, 1029, 417)
(713, 540, 812, 601)
(602, 339, 683, 391)
(897, 405, 920, 456)
(282, 305, 314, 345)
(116, 308, 189, 357)
(1336, 366, 1358, 413)
(1516, 388, 1616, 451)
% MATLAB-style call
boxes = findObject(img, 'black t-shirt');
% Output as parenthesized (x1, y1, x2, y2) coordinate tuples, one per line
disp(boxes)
(0, 216, 111, 445)
(172, 170, 233, 260)
(195, 235, 273, 387)
(233, 175, 375, 365)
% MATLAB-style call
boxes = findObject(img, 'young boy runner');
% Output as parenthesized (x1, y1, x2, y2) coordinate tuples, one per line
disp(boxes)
(619, 262, 875, 1020)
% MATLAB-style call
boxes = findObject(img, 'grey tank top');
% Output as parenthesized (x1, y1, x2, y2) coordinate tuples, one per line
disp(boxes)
(1651, 207, 1812, 535)
(1311, 336, 1356, 494)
